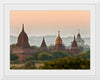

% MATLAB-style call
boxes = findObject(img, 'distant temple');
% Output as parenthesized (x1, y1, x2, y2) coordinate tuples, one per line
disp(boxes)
(76, 29, 84, 47)
(40, 37, 48, 52)
(11, 24, 35, 62)
(76, 29, 90, 52)
(67, 35, 79, 55)
(52, 31, 66, 51)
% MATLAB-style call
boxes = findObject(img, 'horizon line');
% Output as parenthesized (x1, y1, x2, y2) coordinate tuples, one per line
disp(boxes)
(10, 34, 90, 38)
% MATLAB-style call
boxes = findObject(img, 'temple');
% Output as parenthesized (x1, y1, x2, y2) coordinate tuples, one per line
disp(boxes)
(11, 24, 35, 62)
(68, 35, 79, 55)
(40, 37, 48, 52)
(76, 29, 84, 47)
(52, 31, 66, 51)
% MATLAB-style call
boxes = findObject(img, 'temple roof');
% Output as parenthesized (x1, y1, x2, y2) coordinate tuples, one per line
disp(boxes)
(40, 37, 48, 52)
(76, 29, 84, 42)
(16, 24, 30, 48)
(55, 31, 62, 45)
(53, 31, 66, 51)
(71, 36, 78, 47)
(41, 37, 47, 47)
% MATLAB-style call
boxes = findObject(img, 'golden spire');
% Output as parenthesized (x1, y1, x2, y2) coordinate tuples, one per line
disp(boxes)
(55, 30, 62, 45)
(58, 30, 60, 37)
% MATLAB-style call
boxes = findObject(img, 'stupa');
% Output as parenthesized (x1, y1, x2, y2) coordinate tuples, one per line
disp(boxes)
(11, 24, 35, 62)
(52, 31, 66, 51)
(40, 37, 48, 52)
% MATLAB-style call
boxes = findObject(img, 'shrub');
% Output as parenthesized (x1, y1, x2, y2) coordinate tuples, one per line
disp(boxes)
(51, 51, 68, 60)
(10, 53, 19, 61)
(10, 44, 17, 49)
(26, 56, 35, 61)
(41, 57, 90, 69)
(24, 60, 36, 69)
(73, 50, 90, 59)
(38, 52, 53, 60)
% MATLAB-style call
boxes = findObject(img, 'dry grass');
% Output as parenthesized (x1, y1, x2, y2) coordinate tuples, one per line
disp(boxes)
(35, 63, 44, 68)
(10, 64, 24, 67)
(10, 63, 44, 68)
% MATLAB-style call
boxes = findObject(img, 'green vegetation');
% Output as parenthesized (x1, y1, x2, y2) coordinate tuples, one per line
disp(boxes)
(26, 56, 36, 61)
(78, 46, 84, 52)
(40, 57, 90, 69)
(10, 44, 90, 69)
(10, 53, 19, 61)
(51, 50, 70, 59)
(38, 52, 53, 60)
(10, 44, 17, 49)
(73, 50, 90, 59)
(10, 53, 19, 64)
(24, 60, 36, 69)
(10, 60, 20, 64)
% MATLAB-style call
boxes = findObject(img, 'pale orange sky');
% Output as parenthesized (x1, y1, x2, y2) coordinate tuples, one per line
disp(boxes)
(10, 10, 90, 37)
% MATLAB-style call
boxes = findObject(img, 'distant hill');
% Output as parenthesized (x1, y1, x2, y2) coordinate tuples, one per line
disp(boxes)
(10, 35, 90, 47)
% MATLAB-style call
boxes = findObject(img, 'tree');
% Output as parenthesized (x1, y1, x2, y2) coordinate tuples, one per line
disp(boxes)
(81, 50, 90, 59)
(10, 53, 19, 61)
(38, 52, 53, 60)
(34, 50, 43, 60)
(26, 56, 35, 61)
(51, 50, 68, 59)
(10, 44, 17, 49)
(24, 60, 36, 69)
(74, 50, 90, 59)
(41, 57, 90, 69)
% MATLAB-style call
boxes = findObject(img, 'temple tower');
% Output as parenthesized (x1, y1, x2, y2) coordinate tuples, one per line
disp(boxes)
(52, 31, 66, 51)
(69, 35, 79, 55)
(11, 24, 35, 62)
(76, 29, 84, 47)
(16, 24, 30, 48)
(40, 37, 48, 52)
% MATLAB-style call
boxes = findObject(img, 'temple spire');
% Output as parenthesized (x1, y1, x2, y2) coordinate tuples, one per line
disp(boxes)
(74, 35, 75, 40)
(43, 37, 45, 41)
(53, 31, 66, 51)
(78, 29, 80, 34)
(40, 37, 48, 52)
(58, 30, 60, 36)
(22, 24, 24, 32)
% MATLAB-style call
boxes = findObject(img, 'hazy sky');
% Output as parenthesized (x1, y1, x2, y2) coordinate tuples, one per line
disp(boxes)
(10, 10, 90, 37)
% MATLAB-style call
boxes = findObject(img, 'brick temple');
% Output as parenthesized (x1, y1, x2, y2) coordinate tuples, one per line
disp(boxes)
(11, 24, 35, 62)
(67, 35, 79, 55)
(40, 37, 48, 52)
(11, 25, 81, 62)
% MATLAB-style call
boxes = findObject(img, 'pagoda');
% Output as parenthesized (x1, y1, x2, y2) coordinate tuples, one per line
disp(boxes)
(11, 24, 35, 62)
(40, 37, 48, 52)
(76, 29, 84, 47)
(52, 31, 66, 51)
(69, 35, 79, 55)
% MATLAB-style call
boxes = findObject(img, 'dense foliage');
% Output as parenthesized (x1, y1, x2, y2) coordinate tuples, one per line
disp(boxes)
(51, 50, 70, 59)
(38, 52, 53, 60)
(10, 44, 17, 49)
(40, 57, 90, 69)
(10, 53, 19, 61)
(26, 56, 36, 61)
(10, 44, 90, 69)
(73, 50, 90, 59)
